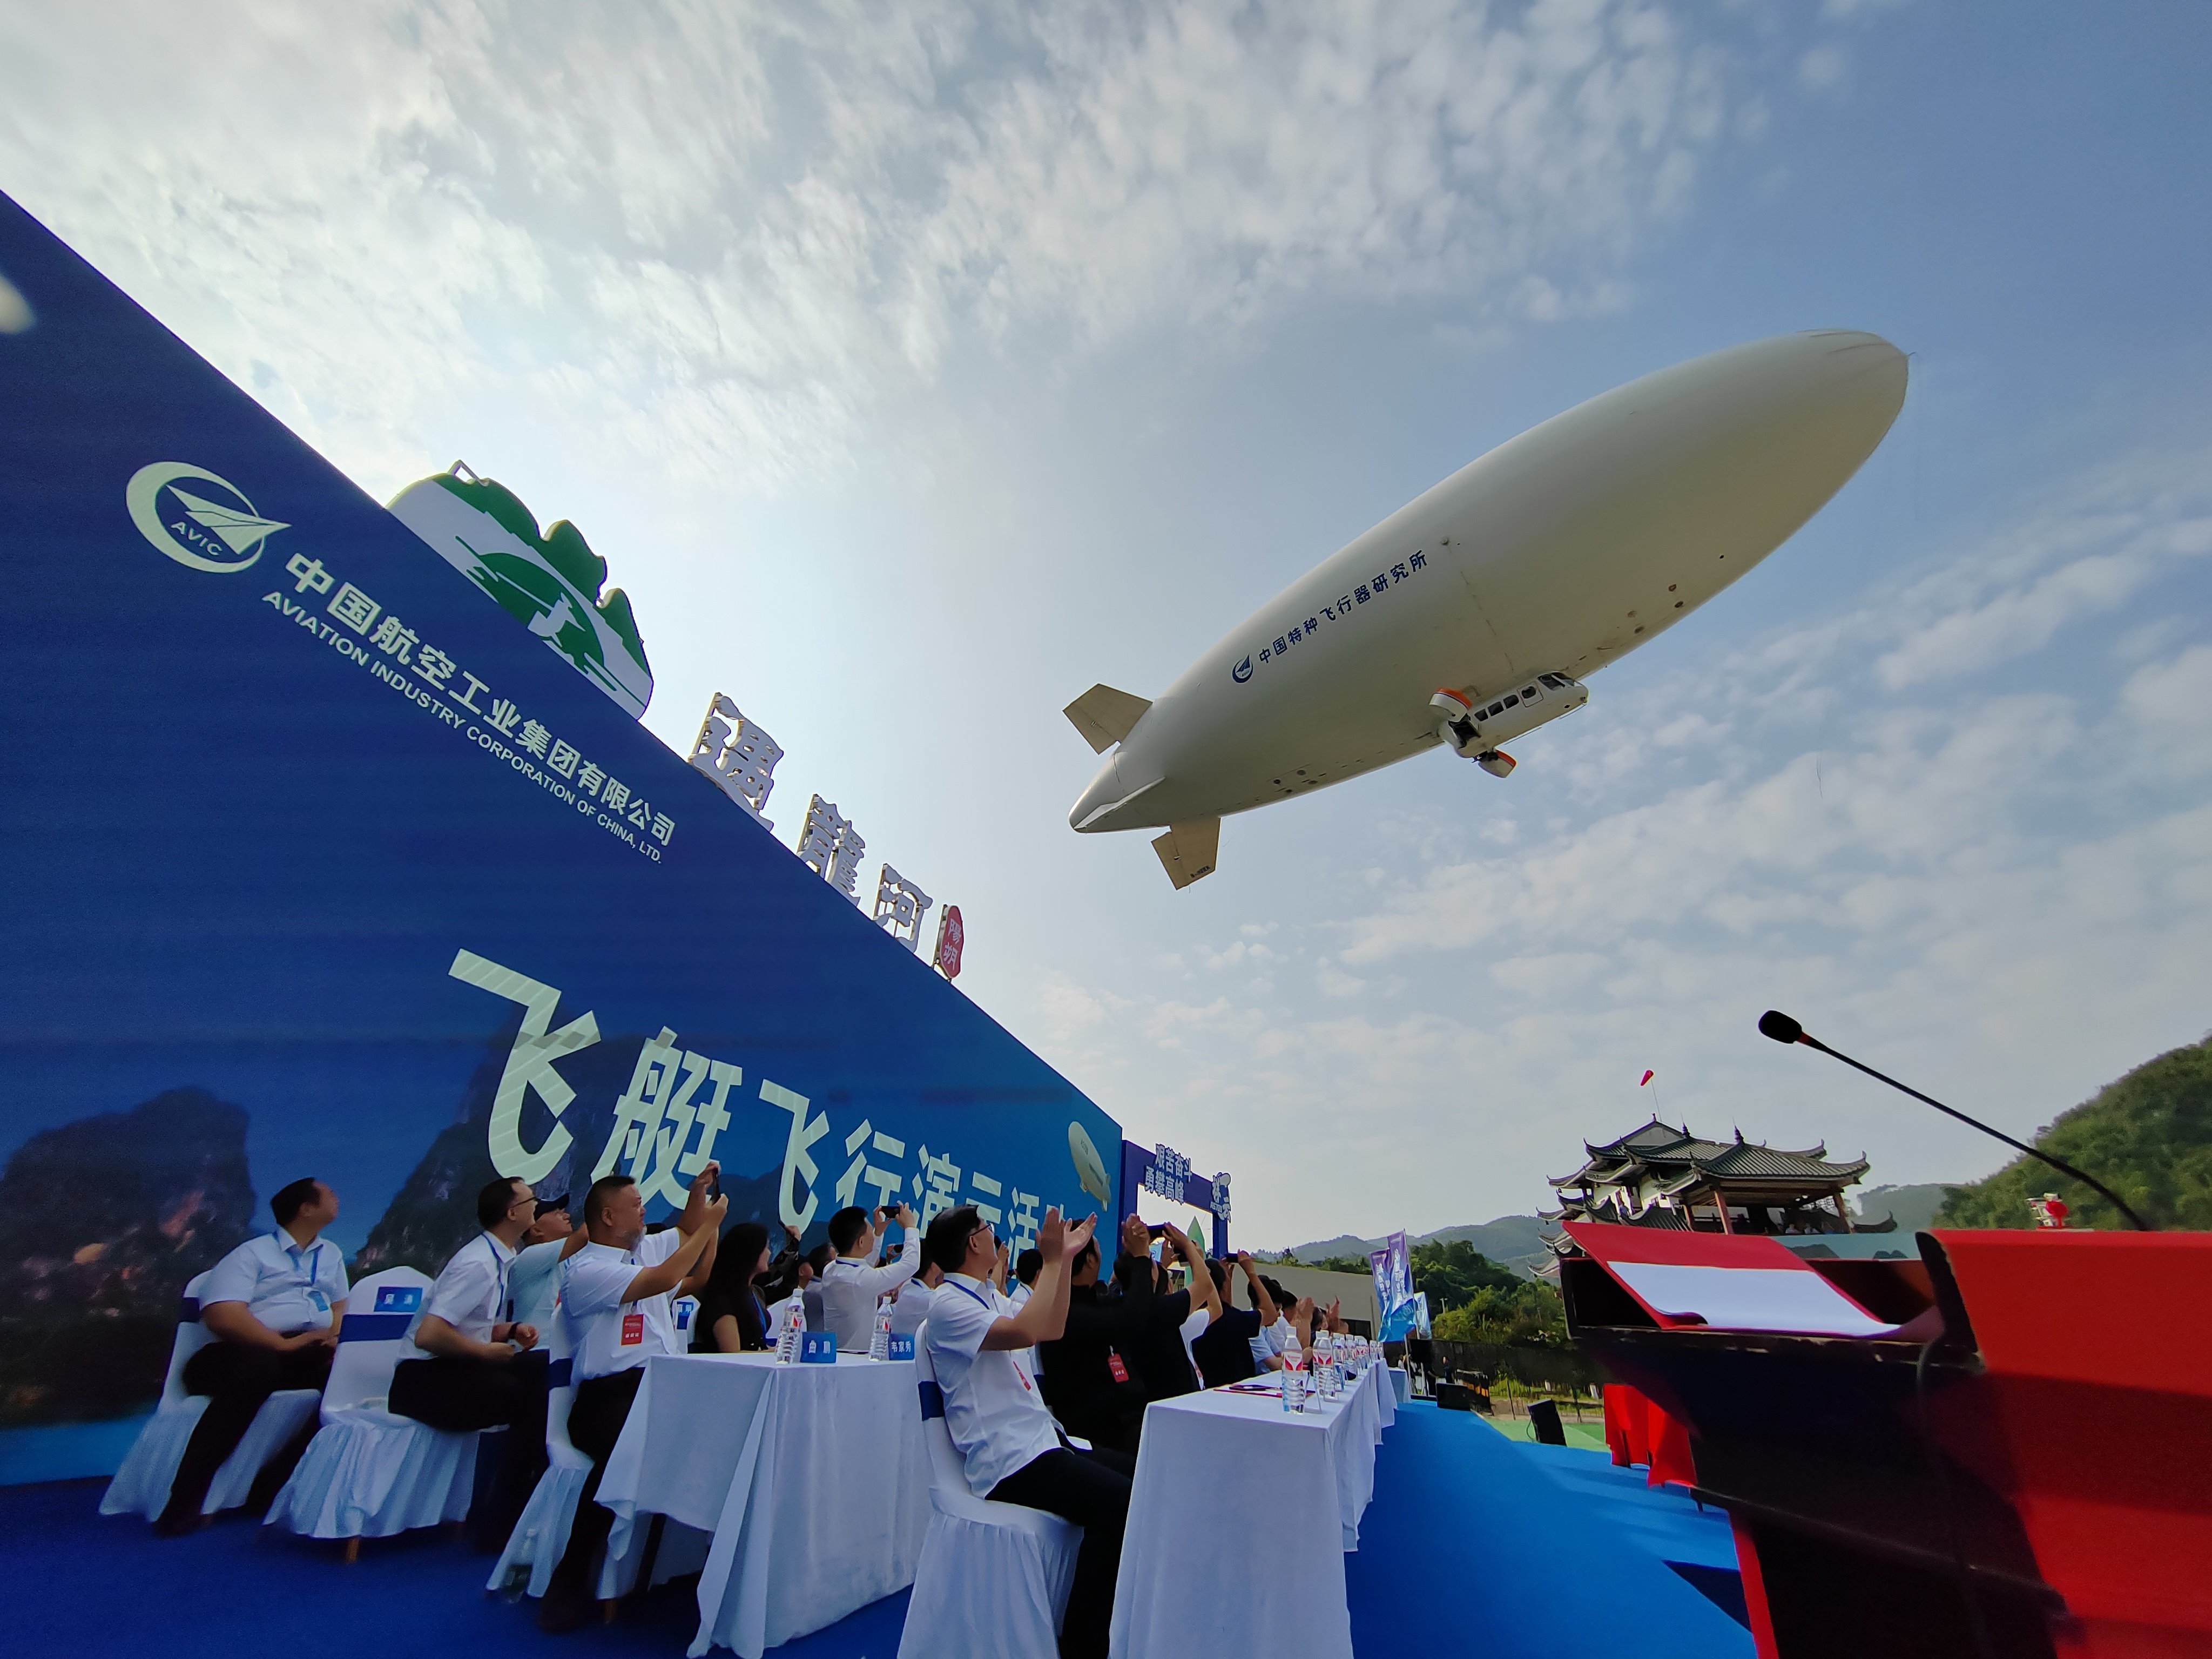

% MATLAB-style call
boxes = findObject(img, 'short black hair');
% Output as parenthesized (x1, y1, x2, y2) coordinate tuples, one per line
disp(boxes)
(477, 1177, 525, 1229)
(270, 1177, 323, 1227)
(584, 1174, 635, 1229)
(1015, 1249, 1043, 1286)
(806, 1243, 833, 1275)
(923, 1205, 982, 1275)
(826, 1205, 870, 1255)
(1208, 1258, 1229, 1293)
(1070, 1236, 1100, 1277)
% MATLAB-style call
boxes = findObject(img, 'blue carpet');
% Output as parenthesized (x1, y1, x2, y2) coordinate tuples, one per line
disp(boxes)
(1345, 1404, 1752, 1658)
(0, 1479, 909, 1659)
(0, 1408, 1749, 1658)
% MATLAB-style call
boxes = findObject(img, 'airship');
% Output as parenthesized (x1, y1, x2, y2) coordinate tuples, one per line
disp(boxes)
(1064, 330, 1907, 887)
(1068, 1121, 1112, 1211)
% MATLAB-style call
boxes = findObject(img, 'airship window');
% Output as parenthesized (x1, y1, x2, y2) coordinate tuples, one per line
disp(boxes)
(1487, 703, 1503, 717)
(1503, 694, 1519, 708)
(1522, 686, 1537, 698)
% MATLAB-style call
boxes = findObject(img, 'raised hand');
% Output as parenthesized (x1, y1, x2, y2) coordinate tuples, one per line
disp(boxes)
(688, 1160, 721, 1199)
(1062, 1213, 1098, 1261)
(1038, 1205, 1067, 1262)
(1120, 1214, 1150, 1258)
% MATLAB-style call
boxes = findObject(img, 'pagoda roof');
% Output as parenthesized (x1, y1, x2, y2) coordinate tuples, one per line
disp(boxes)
(1549, 1116, 1867, 1189)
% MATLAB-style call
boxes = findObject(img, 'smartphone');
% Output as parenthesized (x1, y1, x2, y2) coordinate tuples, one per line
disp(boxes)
(1146, 1222, 1169, 1238)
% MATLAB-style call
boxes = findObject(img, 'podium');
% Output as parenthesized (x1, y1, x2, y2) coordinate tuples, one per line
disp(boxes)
(1561, 1224, 2212, 1659)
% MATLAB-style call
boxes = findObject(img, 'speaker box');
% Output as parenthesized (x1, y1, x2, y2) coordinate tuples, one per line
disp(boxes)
(1437, 1382, 1476, 1412)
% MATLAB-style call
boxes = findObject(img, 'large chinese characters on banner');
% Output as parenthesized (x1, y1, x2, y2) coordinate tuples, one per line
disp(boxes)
(0, 192, 1122, 1479)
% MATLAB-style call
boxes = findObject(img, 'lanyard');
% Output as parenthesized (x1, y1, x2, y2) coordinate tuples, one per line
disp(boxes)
(277, 1234, 323, 1289)
(945, 1278, 994, 1312)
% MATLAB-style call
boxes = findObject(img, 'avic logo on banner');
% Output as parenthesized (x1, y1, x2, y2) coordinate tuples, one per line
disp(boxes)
(126, 460, 289, 574)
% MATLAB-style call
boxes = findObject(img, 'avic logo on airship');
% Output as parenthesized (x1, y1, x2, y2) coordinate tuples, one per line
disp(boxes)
(126, 461, 289, 574)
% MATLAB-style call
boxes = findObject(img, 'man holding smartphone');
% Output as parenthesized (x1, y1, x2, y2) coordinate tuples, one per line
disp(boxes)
(538, 1163, 723, 1633)
(818, 1201, 920, 1352)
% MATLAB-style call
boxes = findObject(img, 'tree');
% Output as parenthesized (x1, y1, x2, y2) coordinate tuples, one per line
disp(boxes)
(1936, 1034, 2212, 1231)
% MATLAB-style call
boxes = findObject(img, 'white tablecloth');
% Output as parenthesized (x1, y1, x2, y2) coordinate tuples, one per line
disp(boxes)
(1109, 1361, 1395, 1659)
(593, 1352, 932, 1658)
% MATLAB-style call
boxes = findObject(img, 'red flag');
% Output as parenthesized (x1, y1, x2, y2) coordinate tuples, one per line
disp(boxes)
(1640, 1069, 1654, 1087)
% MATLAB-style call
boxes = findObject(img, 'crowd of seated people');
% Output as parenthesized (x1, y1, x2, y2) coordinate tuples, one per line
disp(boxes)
(142, 1163, 1362, 1659)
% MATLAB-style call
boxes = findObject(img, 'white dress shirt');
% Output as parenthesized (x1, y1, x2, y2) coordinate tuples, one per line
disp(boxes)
(506, 1238, 568, 1334)
(414, 1231, 515, 1352)
(819, 1236, 920, 1351)
(924, 1272, 1060, 1498)
(201, 1231, 349, 1333)
(559, 1230, 687, 1382)
(887, 1278, 936, 1336)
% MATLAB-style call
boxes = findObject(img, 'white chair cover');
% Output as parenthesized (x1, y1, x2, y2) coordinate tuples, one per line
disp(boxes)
(264, 1266, 480, 1541)
(99, 1270, 322, 1521)
(487, 1305, 646, 1601)
(897, 1321, 1080, 1659)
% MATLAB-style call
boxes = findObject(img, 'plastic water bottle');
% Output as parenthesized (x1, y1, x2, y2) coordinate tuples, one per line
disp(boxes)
(1282, 1329, 1307, 1413)
(868, 1296, 892, 1361)
(776, 1296, 804, 1364)
(1317, 1331, 1340, 1399)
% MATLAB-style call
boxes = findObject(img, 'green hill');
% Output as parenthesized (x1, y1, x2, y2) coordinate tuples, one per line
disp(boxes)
(1936, 1033, 2212, 1231)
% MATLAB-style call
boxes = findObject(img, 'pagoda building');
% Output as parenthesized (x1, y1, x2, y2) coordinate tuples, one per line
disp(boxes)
(1543, 1117, 1881, 1237)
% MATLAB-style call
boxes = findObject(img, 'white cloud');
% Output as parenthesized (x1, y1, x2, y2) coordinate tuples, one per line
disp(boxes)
(1, 0, 1770, 497)
(1797, 45, 1847, 91)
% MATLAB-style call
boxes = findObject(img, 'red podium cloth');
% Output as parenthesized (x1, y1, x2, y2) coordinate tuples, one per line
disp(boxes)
(1928, 1230, 2212, 1658)
(1601, 1382, 1696, 1489)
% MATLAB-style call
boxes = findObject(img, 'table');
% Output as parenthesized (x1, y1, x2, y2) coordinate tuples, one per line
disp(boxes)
(1109, 1359, 1395, 1659)
(593, 1352, 932, 1658)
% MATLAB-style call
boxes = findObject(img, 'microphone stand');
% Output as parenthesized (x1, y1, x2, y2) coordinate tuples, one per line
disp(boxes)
(1757, 1010, 2152, 1232)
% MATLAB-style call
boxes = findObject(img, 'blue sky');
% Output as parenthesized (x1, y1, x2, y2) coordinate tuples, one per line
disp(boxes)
(5, 1, 2210, 1246)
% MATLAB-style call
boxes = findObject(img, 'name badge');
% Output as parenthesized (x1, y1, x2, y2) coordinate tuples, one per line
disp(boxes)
(1107, 1351, 1129, 1384)
(886, 1332, 915, 1362)
(622, 1312, 645, 1346)
(799, 1330, 838, 1364)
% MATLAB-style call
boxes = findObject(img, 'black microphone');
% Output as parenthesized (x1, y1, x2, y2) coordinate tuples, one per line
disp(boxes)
(1757, 1010, 2152, 1232)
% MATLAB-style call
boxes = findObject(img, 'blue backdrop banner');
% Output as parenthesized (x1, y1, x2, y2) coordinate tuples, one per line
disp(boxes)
(0, 191, 1122, 1474)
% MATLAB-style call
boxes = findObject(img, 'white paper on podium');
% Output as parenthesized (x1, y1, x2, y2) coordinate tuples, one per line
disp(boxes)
(1607, 1262, 1900, 1338)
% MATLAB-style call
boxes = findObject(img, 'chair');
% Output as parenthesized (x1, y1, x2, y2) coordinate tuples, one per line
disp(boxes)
(100, 1271, 325, 1522)
(897, 1321, 1081, 1659)
(486, 1310, 647, 1603)
(263, 1267, 479, 1553)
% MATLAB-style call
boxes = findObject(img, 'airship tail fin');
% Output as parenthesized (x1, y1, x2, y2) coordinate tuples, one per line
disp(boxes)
(1064, 684, 1152, 753)
(1151, 818, 1219, 889)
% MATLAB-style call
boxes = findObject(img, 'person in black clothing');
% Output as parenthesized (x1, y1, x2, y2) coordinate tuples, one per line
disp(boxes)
(1109, 1215, 1210, 1405)
(1037, 1228, 1154, 1453)
(696, 1220, 776, 1353)
(1190, 1252, 1280, 1388)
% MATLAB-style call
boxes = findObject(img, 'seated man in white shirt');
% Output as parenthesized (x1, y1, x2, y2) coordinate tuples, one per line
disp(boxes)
(922, 1203, 1130, 1659)
(156, 1176, 348, 1535)
(818, 1202, 919, 1351)
(884, 1259, 941, 1337)
(538, 1165, 724, 1633)
(389, 1177, 574, 1551)
(505, 1195, 578, 1337)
